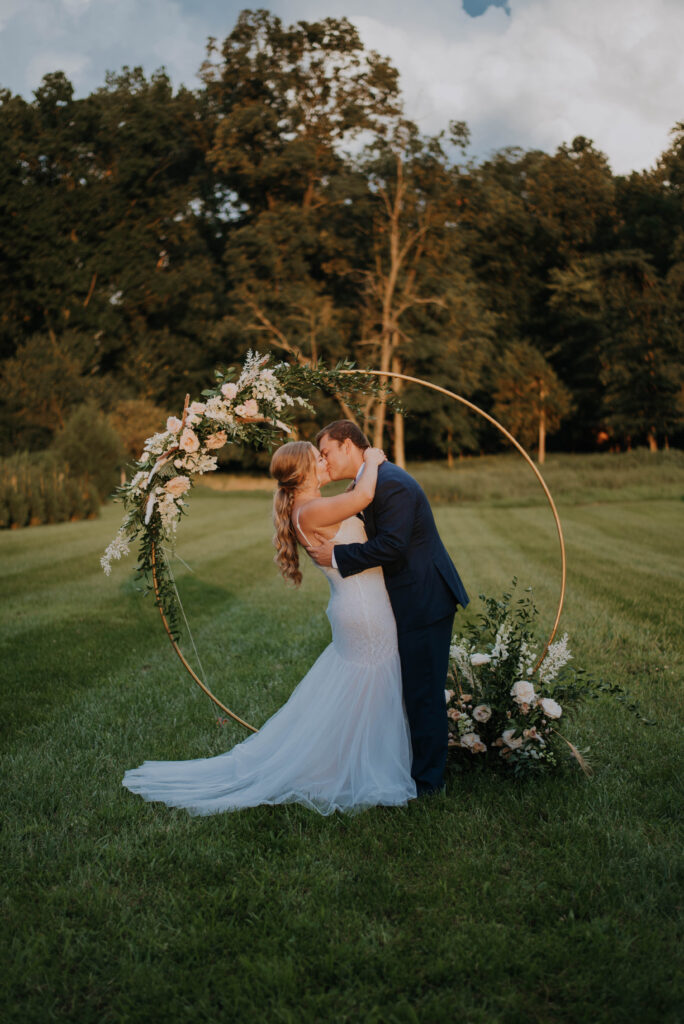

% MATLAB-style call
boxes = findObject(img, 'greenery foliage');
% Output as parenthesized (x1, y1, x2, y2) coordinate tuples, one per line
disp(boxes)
(51, 402, 125, 500)
(446, 582, 652, 777)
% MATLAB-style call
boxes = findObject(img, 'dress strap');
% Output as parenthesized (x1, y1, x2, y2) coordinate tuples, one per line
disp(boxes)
(293, 507, 312, 546)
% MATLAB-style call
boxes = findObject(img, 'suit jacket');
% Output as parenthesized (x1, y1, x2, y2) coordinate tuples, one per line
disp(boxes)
(334, 462, 469, 633)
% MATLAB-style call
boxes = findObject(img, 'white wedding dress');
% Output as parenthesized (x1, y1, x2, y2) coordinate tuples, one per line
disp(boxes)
(122, 515, 417, 815)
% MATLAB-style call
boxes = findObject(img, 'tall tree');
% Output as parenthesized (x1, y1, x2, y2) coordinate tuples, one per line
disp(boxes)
(354, 123, 492, 464)
(458, 137, 617, 449)
(550, 251, 683, 449)
(200, 9, 402, 405)
(0, 66, 219, 435)
(491, 341, 573, 463)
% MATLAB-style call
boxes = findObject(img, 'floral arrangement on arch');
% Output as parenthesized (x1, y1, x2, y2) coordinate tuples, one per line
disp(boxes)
(446, 582, 653, 777)
(101, 351, 387, 639)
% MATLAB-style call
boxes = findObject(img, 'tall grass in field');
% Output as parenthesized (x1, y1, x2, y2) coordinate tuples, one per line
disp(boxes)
(411, 448, 684, 505)
(1, 453, 682, 1023)
(0, 451, 100, 528)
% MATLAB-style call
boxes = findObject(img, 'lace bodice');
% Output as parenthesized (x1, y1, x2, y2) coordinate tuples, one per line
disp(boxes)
(296, 513, 398, 665)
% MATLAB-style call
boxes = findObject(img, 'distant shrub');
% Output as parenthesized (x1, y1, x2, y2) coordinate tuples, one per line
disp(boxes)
(0, 450, 102, 529)
(109, 398, 167, 461)
(51, 402, 125, 501)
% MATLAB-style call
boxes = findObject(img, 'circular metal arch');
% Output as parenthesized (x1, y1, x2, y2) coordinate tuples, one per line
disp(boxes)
(152, 369, 566, 732)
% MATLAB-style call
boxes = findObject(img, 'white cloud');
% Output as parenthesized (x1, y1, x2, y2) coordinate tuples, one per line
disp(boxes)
(0, 0, 682, 173)
(26, 49, 91, 87)
(61, 0, 93, 14)
(350, 0, 684, 173)
(0, 0, 214, 97)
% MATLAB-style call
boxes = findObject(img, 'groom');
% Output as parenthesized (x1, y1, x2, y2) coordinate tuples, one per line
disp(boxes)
(307, 420, 469, 797)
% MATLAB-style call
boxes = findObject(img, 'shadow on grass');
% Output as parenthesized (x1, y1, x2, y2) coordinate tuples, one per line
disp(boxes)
(3, 576, 243, 743)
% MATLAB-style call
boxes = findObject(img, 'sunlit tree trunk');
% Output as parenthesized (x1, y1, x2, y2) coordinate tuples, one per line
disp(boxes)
(446, 429, 454, 468)
(647, 428, 658, 452)
(391, 353, 405, 467)
(372, 333, 394, 447)
(538, 382, 547, 465)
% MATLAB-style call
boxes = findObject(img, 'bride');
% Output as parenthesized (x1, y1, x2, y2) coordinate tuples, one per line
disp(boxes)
(122, 440, 417, 815)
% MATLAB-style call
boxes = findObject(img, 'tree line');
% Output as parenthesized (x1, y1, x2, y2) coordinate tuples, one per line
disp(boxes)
(1, 8, 682, 468)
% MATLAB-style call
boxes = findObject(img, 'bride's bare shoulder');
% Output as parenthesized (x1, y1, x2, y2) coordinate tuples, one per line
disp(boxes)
(295, 498, 340, 540)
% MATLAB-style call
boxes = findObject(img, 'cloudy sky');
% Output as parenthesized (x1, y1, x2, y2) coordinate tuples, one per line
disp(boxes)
(0, 0, 682, 174)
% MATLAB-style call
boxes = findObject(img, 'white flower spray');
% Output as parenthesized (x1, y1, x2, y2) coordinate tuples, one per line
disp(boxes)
(449, 641, 475, 688)
(100, 528, 131, 576)
(537, 633, 572, 685)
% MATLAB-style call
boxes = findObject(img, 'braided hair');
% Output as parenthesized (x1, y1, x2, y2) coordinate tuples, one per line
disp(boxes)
(269, 441, 317, 586)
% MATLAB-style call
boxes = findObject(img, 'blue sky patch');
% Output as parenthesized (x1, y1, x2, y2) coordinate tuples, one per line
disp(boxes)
(463, 0, 511, 16)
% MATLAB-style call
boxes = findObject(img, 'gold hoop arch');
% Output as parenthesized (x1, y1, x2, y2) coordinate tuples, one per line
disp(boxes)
(151, 369, 566, 733)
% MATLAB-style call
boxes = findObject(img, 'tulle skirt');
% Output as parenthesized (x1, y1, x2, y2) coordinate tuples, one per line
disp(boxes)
(122, 642, 417, 816)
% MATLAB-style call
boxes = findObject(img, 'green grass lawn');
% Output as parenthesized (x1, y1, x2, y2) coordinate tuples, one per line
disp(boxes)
(1, 453, 682, 1023)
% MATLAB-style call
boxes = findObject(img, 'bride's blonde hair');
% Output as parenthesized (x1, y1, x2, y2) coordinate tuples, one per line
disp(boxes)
(269, 441, 317, 586)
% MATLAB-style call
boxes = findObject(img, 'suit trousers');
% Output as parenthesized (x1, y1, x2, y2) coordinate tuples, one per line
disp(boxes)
(396, 613, 455, 794)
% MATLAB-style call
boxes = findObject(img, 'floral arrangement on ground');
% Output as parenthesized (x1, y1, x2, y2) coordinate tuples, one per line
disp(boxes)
(101, 350, 389, 638)
(446, 582, 653, 777)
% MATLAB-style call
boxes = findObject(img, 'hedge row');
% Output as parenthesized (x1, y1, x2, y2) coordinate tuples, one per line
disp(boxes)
(0, 452, 100, 529)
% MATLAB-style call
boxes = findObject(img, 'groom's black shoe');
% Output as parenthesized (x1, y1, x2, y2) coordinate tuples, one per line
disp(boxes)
(416, 783, 446, 799)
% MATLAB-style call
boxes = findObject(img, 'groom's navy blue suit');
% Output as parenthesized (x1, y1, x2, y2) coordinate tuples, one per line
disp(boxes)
(333, 462, 469, 794)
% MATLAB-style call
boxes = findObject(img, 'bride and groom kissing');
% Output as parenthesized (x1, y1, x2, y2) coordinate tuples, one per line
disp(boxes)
(123, 420, 469, 815)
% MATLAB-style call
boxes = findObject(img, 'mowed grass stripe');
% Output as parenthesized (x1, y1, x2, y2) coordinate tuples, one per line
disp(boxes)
(1, 471, 682, 1023)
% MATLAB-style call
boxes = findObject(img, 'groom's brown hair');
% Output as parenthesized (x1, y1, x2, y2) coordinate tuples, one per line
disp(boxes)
(315, 420, 370, 450)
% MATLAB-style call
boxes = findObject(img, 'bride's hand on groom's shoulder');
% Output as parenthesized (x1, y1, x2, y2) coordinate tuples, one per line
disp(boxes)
(307, 532, 334, 567)
(363, 447, 386, 467)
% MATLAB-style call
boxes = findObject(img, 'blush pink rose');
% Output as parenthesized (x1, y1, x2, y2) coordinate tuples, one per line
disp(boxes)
(502, 728, 523, 749)
(165, 476, 191, 497)
(166, 416, 183, 434)
(186, 401, 206, 426)
(179, 428, 200, 453)
(204, 430, 227, 450)
(460, 733, 486, 753)
(235, 399, 259, 418)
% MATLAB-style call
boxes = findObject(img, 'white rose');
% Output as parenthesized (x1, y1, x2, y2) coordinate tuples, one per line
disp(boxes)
(510, 679, 537, 705)
(235, 399, 259, 418)
(444, 689, 455, 703)
(221, 382, 238, 400)
(470, 653, 491, 666)
(472, 704, 492, 723)
(502, 728, 523, 749)
(539, 697, 562, 719)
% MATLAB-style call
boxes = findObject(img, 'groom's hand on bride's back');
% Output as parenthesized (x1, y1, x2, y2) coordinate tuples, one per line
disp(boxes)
(307, 532, 334, 566)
